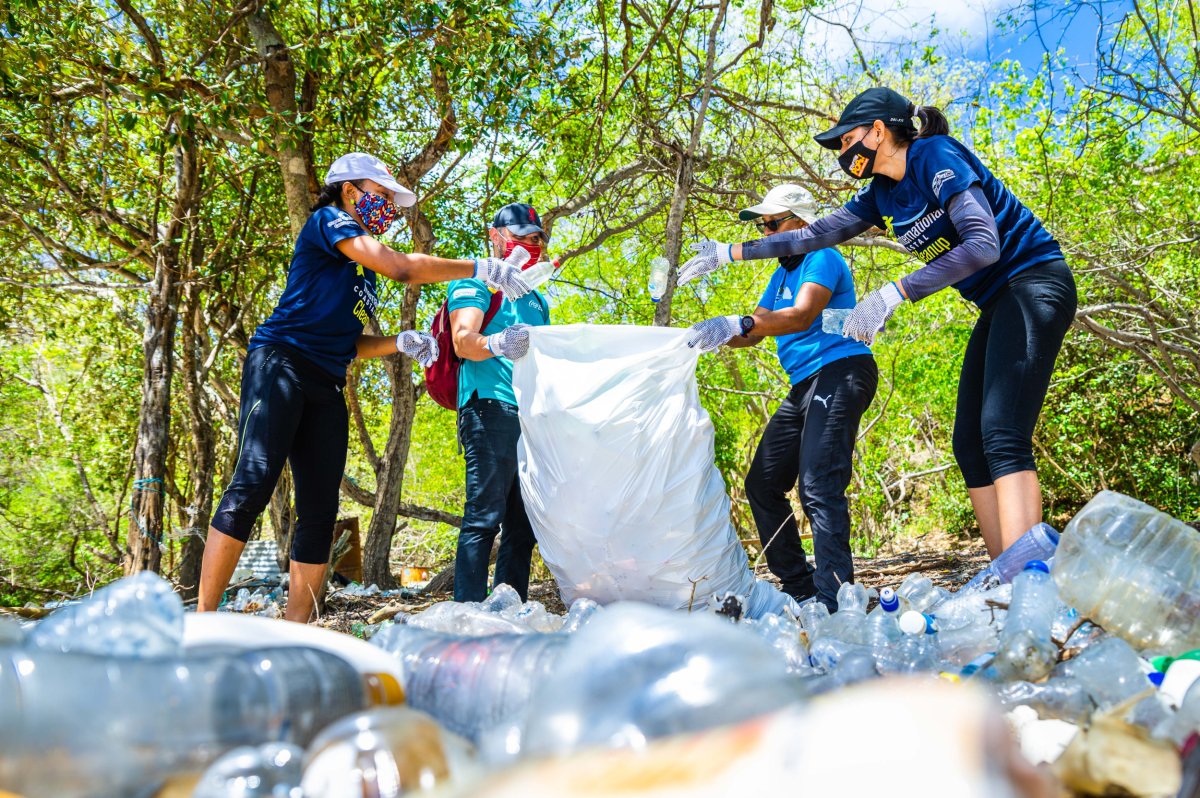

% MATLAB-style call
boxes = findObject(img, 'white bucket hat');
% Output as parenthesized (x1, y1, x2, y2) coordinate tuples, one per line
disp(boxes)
(325, 153, 417, 207)
(738, 183, 818, 223)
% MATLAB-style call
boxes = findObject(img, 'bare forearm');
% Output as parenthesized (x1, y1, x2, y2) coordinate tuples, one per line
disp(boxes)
(453, 330, 495, 362)
(752, 305, 822, 336)
(382, 252, 476, 284)
(355, 334, 396, 359)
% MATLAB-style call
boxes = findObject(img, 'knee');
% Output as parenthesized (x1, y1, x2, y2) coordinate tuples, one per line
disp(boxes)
(980, 424, 1036, 481)
(953, 423, 991, 489)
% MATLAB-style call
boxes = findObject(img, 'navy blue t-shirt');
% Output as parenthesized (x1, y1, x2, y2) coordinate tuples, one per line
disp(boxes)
(249, 206, 373, 378)
(845, 136, 1064, 306)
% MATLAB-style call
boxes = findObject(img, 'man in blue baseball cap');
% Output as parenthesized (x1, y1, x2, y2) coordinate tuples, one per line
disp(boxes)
(445, 203, 552, 602)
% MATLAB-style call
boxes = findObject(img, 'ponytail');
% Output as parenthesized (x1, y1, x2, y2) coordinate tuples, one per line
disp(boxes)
(910, 103, 950, 139)
(309, 180, 364, 213)
(886, 103, 951, 144)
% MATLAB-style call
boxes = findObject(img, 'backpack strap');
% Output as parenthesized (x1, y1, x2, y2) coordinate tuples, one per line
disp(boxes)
(480, 289, 505, 333)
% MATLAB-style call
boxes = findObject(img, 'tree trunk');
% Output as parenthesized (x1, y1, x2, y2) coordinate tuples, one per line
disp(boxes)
(652, 0, 731, 327)
(176, 280, 216, 598)
(360, 283, 422, 588)
(125, 141, 200, 574)
(248, 9, 319, 238)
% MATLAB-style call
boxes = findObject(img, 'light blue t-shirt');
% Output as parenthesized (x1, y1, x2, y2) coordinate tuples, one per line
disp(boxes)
(446, 279, 550, 408)
(757, 249, 872, 384)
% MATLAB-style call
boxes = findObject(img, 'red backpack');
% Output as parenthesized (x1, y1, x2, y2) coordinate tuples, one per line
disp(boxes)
(425, 290, 505, 410)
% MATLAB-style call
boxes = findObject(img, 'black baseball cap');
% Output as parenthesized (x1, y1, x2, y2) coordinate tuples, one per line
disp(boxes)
(814, 87, 916, 150)
(491, 203, 546, 238)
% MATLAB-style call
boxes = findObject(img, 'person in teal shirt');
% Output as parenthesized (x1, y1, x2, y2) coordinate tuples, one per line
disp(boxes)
(447, 202, 551, 602)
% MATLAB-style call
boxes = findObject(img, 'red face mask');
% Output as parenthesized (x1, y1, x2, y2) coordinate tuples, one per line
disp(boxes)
(502, 238, 543, 269)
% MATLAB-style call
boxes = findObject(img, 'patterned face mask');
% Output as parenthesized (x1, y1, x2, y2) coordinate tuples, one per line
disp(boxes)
(354, 190, 399, 235)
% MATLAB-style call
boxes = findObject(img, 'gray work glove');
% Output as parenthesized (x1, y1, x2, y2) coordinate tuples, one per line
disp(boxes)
(474, 251, 534, 299)
(842, 282, 904, 345)
(487, 323, 531, 361)
(395, 330, 439, 367)
(676, 239, 734, 286)
(686, 314, 742, 352)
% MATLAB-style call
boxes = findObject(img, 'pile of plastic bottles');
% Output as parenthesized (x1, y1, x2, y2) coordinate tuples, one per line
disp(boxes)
(1, 489, 1198, 798)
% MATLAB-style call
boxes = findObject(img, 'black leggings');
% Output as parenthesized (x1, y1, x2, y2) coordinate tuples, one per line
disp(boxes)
(211, 345, 349, 564)
(952, 260, 1077, 489)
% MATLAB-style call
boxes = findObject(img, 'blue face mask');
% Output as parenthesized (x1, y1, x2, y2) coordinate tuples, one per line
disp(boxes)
(354, 191, 399, 235)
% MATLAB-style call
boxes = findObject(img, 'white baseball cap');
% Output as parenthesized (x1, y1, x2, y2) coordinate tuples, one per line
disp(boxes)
(325, 153, 417, 208)
(738, 183, 818, 223)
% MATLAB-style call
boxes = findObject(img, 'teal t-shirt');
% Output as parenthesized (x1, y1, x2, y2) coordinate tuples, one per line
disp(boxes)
(446, 278, 550, 408)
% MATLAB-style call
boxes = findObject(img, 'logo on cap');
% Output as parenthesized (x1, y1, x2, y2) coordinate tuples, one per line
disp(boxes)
(528, 208, 537, 223)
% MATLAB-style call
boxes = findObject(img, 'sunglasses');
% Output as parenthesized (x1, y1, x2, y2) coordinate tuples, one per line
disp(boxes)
(754, 213, 797, 233)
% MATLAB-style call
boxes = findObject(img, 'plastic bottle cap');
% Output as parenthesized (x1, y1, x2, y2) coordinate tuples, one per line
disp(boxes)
(364, 673, 406, 706)
(899, 610, 928, 636)
(879, 588, 899, 613)
(1023, 559, 1051, 574)
(1147, 671, 1165, 687)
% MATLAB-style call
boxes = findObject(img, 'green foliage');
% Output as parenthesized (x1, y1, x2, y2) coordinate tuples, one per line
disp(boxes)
(1, 0, 1198, 600)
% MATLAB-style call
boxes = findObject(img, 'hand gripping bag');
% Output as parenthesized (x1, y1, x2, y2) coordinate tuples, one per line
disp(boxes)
(512, 324, 797, 618)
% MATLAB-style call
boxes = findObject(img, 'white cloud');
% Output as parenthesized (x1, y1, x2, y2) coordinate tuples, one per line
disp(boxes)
(800, 0, 1020, 61)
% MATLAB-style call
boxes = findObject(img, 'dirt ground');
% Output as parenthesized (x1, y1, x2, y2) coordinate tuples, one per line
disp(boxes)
(317, 533, 991, 635)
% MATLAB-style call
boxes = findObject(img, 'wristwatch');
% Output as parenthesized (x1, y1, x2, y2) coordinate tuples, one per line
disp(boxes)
(739, 315, 757, 337)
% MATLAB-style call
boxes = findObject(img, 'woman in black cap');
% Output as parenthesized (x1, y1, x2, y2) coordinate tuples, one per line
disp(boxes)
(677, 87, 1077, 562)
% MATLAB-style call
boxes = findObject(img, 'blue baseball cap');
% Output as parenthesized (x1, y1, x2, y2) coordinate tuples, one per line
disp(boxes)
(491, 203, 546, 239)
(814, 87, 916, 150)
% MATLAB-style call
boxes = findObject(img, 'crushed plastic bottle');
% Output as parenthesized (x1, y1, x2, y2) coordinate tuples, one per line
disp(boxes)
(866, 588, 903, 663)
(481, 584, 523, 614)
(822, 582, 870, 645)
(926, 585, 1009, 666)
(996, 678, 1093, 723)
(560, 597, 601, 633)
(746, 613, 811, 674)
(648, 256, 670, 302)
(961, 522, 1060, 593)
(192, 742, 304, 798)
(896, 574, 948, 614)
(301, 707, 478, 798)
(992, 561, 1058, 681)
(0, 644, 373, 797)
(1057, 636, 1154, 711)
(876, 613, 939, 673)
(405, 602, 535, 636)
(372, 624, 567, 743)
(821, 307, 852, 335)
(1053, 490, 1200, 653)
(27, 570, 183, 657)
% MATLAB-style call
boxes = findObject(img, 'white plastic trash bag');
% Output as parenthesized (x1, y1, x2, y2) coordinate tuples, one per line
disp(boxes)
(512, 324, 797, 618)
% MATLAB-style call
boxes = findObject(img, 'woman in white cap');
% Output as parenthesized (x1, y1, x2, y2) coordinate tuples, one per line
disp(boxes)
(678, 88, 1077, 563)
(685, 184, 878, 610)
(197, 152, 534, 622)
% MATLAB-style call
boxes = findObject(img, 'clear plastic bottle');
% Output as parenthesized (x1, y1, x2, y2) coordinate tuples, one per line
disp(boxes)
(821, 307, 852, 335)
(0, 644, 373, 798)
(876, 613, 938, 673)
(866, 588, 903, 665)
(371, 624, 568, 743)
(822, 582, 870, 646)
(520, 257, 560, 289)
(648, 256, 670, 302)
(301, 707, 478, 798)
(896, 574, 948, 614)
(992, 560, 1058, 680)
(1053, 490, 1200, 653)
(192, 742, 304, 798)
(961, 522, 1060, 594)
(28, 570, 183, 657)
(560, 597, 601, 633)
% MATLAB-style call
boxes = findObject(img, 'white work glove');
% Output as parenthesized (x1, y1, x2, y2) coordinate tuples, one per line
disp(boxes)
(395, 330, 439, 367)
(486, 323, 531, 361)
(686, 315, 743, 353)
(474, 252, 534, 299)
(676, 239, 734, 286)
(842, 282, 905, 345)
